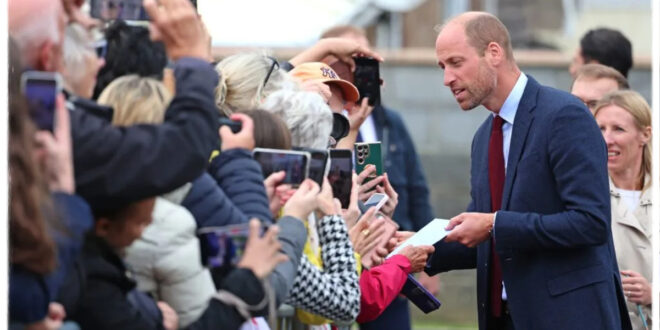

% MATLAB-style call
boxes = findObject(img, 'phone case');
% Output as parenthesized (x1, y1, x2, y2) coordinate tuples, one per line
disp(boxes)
(401, 274, 442, 313)
(353, 57, 381, 106)
(355, 142, 383, 185)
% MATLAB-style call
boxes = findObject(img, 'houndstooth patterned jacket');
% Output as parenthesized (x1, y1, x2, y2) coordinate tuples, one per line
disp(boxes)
(284, 214, 361, 322)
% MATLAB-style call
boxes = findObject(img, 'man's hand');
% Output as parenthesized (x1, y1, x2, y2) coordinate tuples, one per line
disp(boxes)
(444, 212, 494, 247)
(143, 0, 211, 61)
(621, 270, 652, 305)
(219, 113, 255, 151)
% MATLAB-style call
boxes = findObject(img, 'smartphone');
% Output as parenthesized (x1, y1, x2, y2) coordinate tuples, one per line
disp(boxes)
(253, 148, 310, 186)
(89, 0, 197, 21)
(20, 71, 62, 132)
(294, 147, 329, 187)
(402, 274, 442, 313)
(364, 193, 389, 213)
(355, 142, 384, 185)
(353, 57, 381, 107)
(197, 223, 264, 269)
(218, 117, 242, 134)
(328, 149, 353, 208)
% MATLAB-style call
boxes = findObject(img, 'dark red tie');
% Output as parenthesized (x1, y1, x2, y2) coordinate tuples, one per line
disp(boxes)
(488, 115, 505, 317)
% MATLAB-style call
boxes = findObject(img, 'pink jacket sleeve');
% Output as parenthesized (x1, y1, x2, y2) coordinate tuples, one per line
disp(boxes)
(356, 254, 412, 323)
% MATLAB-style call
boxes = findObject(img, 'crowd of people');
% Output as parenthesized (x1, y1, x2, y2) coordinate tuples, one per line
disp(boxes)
(7, 1, 653, 330)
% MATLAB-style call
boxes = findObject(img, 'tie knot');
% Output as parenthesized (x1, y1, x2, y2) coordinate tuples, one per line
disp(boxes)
(492, 115, 505, 131)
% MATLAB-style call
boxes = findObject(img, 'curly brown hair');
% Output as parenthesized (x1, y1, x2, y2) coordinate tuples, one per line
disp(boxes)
(9, 37, 57, 275)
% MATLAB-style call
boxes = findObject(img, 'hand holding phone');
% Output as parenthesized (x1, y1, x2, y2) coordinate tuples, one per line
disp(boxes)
(219, 113, 254, 151)
(142, 0, 209, 61)
(353, 57, 381, 107)
(328, 149, 353, 208)
(364, 193, 389, 213)
(34, 94, 75, 193)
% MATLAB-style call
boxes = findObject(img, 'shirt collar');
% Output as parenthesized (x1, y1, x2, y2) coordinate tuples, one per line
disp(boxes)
(493, 72, 528, 125)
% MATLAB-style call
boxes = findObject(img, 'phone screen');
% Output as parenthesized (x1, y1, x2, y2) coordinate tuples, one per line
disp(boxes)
(89, 0, 197, 21)
(353, 57, 381, 106)
(328, 149, 353, 208)
(23, 77, 57, 132)
(198, 223, 263, 269)
(253, 149, 309, 185)
(364, 193, 388, 212)
(294, 148, 328, 186)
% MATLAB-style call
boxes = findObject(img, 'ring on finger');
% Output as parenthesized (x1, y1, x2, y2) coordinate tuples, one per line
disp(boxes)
(361, 229, 370, 237)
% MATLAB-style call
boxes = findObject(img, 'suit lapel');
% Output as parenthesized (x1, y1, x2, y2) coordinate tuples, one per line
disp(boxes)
(501, 78, 539, 210)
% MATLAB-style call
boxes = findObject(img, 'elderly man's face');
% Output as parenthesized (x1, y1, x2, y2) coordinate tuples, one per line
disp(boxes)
(571, 77, 620, 113)
(435, 23, 496, 111)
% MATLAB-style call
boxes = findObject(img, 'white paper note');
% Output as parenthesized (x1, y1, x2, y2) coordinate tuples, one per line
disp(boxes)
(388, 218, 451, 258)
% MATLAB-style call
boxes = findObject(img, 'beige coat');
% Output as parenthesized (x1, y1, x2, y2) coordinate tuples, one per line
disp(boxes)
(610, 178, 653, 330)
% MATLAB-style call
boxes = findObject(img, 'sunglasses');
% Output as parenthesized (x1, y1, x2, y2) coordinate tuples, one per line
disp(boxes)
(262, 56, 280, 89)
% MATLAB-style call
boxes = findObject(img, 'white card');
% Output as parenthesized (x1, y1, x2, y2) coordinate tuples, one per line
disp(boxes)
(388, 218, 451, 258)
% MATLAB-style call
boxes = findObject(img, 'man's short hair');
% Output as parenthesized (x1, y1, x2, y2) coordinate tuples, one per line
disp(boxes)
(462, 14, 514, 61)
(320, 25, 366, 39)
(580, 28, 632, 78)
(574, 63, 630, 89)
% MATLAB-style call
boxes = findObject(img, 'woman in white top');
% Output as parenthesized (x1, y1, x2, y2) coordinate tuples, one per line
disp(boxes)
(594, 90, 652, 330)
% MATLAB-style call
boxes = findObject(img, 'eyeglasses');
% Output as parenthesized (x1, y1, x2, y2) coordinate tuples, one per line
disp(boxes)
(263, 56, 280, 89)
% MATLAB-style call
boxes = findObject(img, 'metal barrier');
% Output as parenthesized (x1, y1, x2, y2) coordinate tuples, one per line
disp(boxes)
(275, 305, 353, 330)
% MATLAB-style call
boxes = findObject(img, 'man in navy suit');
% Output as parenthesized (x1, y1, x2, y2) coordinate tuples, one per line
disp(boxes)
(421, 12, 631, 330)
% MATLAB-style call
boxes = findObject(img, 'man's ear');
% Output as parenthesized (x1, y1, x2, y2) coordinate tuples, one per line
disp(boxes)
(94, 218, 112, 238)
(484, 41, 504, 67)
(37, 41, 55, 72)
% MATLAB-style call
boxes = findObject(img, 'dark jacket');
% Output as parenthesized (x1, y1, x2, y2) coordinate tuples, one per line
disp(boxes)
(71, 57, 219, 213)
(426, 77, 630, 330)
(183, 148, 272, 227)
(9, 193, 93, 323)
(371, 105, 434, 231)
(64, 235, 164, 330)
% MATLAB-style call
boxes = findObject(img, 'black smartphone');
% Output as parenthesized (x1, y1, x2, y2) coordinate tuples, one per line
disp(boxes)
(20, 71, 61, 132)
(253, 148, 310, 186)
(218, 117, 242, 134)
(328, 149, 353, 208)
(353, 57, 381, 107)
(89, 0, 197, 21)
(197, 223, 265, 269)
(294, 147, 329, 186)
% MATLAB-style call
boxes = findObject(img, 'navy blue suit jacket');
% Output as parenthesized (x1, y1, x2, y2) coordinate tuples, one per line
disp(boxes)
(426, 77, 631, 330)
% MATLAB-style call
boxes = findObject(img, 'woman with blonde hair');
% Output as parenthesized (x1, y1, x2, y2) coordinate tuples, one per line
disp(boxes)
(97, 75, 172, 126)
(593, 90, 652, 330)
(214, 52, 299, 116)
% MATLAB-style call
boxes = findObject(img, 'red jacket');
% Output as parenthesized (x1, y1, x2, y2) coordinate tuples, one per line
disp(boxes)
(356, 255, 411, 323)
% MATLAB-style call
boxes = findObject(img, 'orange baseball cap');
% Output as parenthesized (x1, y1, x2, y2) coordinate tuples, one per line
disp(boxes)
(290, 62, 360, 102)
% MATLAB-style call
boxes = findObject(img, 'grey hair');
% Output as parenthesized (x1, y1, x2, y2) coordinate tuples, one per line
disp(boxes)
(63, 23, 93, 90)
(214, 51, 299, 116)
(261, 90, 333, 150)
